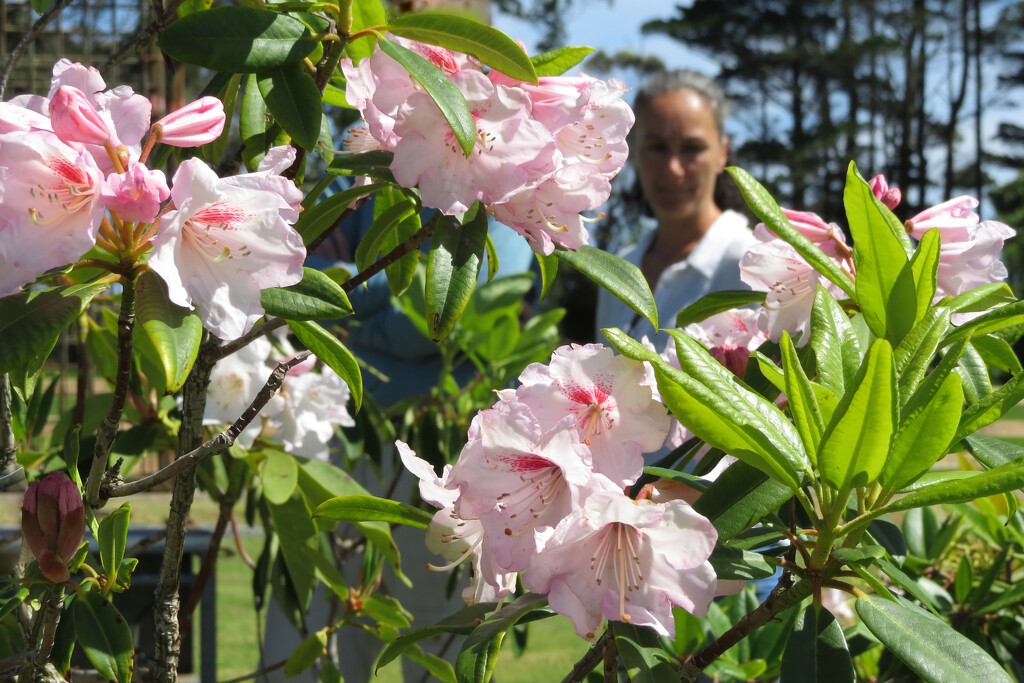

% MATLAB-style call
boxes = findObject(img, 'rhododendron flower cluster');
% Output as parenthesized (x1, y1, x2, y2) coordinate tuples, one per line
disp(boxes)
(204, 332, 354, 461)
(0, 60, 304, 341)
(341, 37, 633, 254)
(401, 343, 724, 640)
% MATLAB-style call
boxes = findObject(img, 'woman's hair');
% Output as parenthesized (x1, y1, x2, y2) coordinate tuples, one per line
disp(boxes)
(632, 69, 731, 139)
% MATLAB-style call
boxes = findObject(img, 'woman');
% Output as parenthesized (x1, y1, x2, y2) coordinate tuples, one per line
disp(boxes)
(595, 70, 754, 339)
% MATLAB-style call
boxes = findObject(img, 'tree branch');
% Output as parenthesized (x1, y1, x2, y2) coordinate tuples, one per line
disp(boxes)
(560, 629, 609, 683)
(342, 217, 438, 292)
(98, 0, 187, 73)
(0, 0, 75, 100)
(0, 375, 16, 477)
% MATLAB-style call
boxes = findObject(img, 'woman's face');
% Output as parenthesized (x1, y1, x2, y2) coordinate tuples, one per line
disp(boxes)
(634, 89, 728, 226)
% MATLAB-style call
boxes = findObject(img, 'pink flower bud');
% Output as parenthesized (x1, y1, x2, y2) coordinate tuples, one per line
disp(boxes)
(102, 162, 170, 223)
(869, 174, 901, 210)
(152, 96, 226, 147)
(49, 85, 111, 146)
(21, 472, 85, 583)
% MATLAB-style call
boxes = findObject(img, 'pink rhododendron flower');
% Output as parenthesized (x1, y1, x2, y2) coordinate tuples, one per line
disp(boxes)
(391, 68, 555, 215)
(0, 101, 53, 135)
(152, 96, 225, 147)
(754, 209, 849, 248)
(149, 158, 305, 340)
(0, 130, 106, 294)
(48, 86, 111, 146)
(906, 196, 979, 243)
(397, 441, 516, 605)
(869, 174, 901, 210)
(448, 398, 612, 571)
(549, 77, 633, 177)
(102, 162, 169, 223)
(515, 343, 670, 485)
(683, 309, 767, 378)
(933, 220, 1016, 299)
(522, 490, 719, 640)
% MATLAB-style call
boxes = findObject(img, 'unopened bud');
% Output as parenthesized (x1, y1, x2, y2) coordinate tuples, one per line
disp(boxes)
(21, 472, 86, 583)
(152, 96, 226, 147)
(49, 86, 111, 146)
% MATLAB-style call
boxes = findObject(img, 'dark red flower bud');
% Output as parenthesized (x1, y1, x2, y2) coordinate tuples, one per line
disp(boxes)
(21, 472, 85, 583)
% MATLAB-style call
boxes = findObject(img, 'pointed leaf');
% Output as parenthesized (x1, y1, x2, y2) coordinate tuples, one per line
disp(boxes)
(856, 594, 1012, 683)
(73, 590, 134, 682)
(909, 228, 940, 322)
(964, 434, 1024, 468)
(312, 494, 433, 528)
(780, 604, 855, 683)
(971, 334, 1023, 374)
(261, 267, 353, 321)
(285, 629, 328, 677)
(612, 621, 680, 683)
(885, 461, 1024, 512)
(239, 73, 280, 172)
(560, 245, 658, 332)
(97, 502, 131, 588)
(387, 12, 537, 83)
(954, 369, 1024, 442)
(134, 271, 202, 394)
(456, 592, 549, 683)
(810, 286, 862, 397)
(326, 150, 397, 182)
(534, 251, 558, 301)
(780, 331, 824, 462)
(377, 603, 497, 672)
(295, 181, 387, 245)
(426, 211, 487, 340)
(675, 290, 766, 329)
(709, 544, 774, 581)
(819, 339, 895, 491)
(257, 64, 322, 150)
(157, 7, 317, 72)
(694, 460, 793, 541)
(894, 305, 951, 395)
(531, 46, 595, 76)
(287, 319, 362, 410)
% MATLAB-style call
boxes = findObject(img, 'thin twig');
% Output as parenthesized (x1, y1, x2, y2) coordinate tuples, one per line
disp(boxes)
(231, 511, 257, 569)
(342, 218, 438, 292)
(560, 630, 610, 683)
(0, 0, 75, 100)
(98, 0, 187, 73)
(216, 657, 287, 683)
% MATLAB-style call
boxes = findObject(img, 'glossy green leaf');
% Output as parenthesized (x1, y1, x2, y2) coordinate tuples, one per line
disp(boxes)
(531, 45, 594, 75)
(295, 181, 386, 245)
(675, 290, 766, 328)
(613, 621, 680, 683)
(483, 233, 499, 283)
(157, 7, 317, 72)
(261, 267, 353, 321)
(949, 282, 1017, 314)
(379, 37, 476, 155)
(845, 162, 913, 340)
(97, 503, 131, 589)
(73, 590, 134, 683)
(956, 341, 991, 404)
(560, 246, 658, 332)
(880, 372, 963, 490)
(964, 434, 1024, 468)
(941, 299, 1024, 348)
(856, 594, 1012, 683)
(326, 150, 397, 182)
(196, 72, 241, 166)
(347, 0, 386, 63)
(876, 558, 939, 614)
(257, 64, 322, 150)
(709, 544, 774, 580)
(971, 334, 1023, 374)
(313, 494, 433, 529)
(728, 166, 855, 297)
(285, 629, 327, 677)
(377, 603, 496, 672)
(268, 492, 319, 612)
(909, 228, 940, 322)
(0, 584, 29, 622)
(287, 320, 362, 410)
(885, 461, 1024, 512)
(810, 286, 862, 397)
(818, 339, 895, 491)
(780, 331, 824, 462)
(388, 12, 537, 82)
(456, 592, 549, 683)
(0, 282, 109, 375)
(534, 251, 558, 301)
(262, 449, 299, 505)
(426, 211, 487, 340)
(954, 369, 1024, 442)
(694, 460, 792, 540)
(780, 603, 855, 683)
(239, 74, 280, 171)
(403, 646, 457, 683)
(831, 545, 886, 565)
(894, 305, 951, 395)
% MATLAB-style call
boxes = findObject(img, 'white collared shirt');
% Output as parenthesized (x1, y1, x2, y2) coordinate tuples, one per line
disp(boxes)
(595, 209, 756, 341)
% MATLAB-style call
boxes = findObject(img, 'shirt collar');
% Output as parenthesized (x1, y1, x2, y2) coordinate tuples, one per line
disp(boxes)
(668, 211, 739, 280)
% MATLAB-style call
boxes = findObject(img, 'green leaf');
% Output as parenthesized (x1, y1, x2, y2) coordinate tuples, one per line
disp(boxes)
(287, 320, 362, 410)
(780, 331, 824, 462)
(354, 187, 419, 275)
(855, 594, 1012, 683)
(295, 181, 386, 245)
(964, 434, 1024, 468)
(31, 0, 53, 14)
(694, 460, 793, 541)
(894, 305, 951, 395)
(267, 492, 319, 612)
(483, 233, 499, 283)
(426, 211, 487, 340)
(347, 0, 386, 63)
(134, 272, 202, 394)
(876, 558, 939, 614)
(0, 584, 29, 622)
(379, 37, 476, 155)
(239, 74, 280, 171)
(885, 461, 1024, 512)
(377, 603, 497, 672)
(387, 12, 537, 83)
(810, 286, 862, 397)
(530, 45, 595, 76)
(97, 503, 131, 588)
(560, 246, 658, 332)
(880, 372, 963, 490)
(954, 555, 973, 605)
(403, 646, 457, 683)
(257, 64, 322, 150)
(971, 334, 1023, 374)
(909, 228, 940, 322)
(312, 494, 433, 529)
(285, 629, 327, 677)
(818, 339, 895, 491)
(949, 282, 1018, 314)
(709, 544, 774, 581)
(262, 449, 299, 505)
(780, 604, 855, 683)
(456, 592, 549, 683)
(157, 7, 317, 72)
(941, 299, 1024, 349)
(612, 621, 680, 683)
(956, 341, 991, 404)
(831, 545, 885, 565)
(954, 369, 1024, 442)
(261, 267, 353, 321)
(0, 283, 109, 375)
(326, 150, 397, 182)
(845, 162, 913, 340)
(675, 290, 766, 329)
(73, 590, 134, 682)
(727, 166, 855, 298)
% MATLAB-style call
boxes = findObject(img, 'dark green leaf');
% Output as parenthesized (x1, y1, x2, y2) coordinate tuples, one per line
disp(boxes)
(97, 503, 131, 588)
(694, 458, 793, 542)
(295, 181, 386, 245)
(285, 629, 327, 677)
(326, 150, 397, 181)
(675, 290, 766, 329)
(780, 603, 855, 683)
(377, 603, 497, 672)
(261, 267, 353, 321)
(818, 339, 895, 491)
(456, 592, 549, 683)
(426, 211, 487, 340)
(531, 45, 594, 76)
(876, 558, 939, 614)
(831, 545, 885, 565)
(157, 7, 317, 72)
(560, 246, 658, 332)
(257, 64, 322, 150)
(135, 270, 202, 394)
(267, 492, 319, 612)
(379, 37, 476, 155)
(954, 555, 973, 605)
(287, 320, 362, 410)
(709, 544, 774, 580)
(388, 12, 537, 82)
(312, 494, 433, 528)
(728, 166, 855, 297)
(534, 251, 558, 301)
(0, 584, 29, 622)
(856, 594, 1012, 683)
(239, 73, 280, 171)
(262, 449, 299, 505)
(613, 621, 680, 683)
(73, 590, 134, 682)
